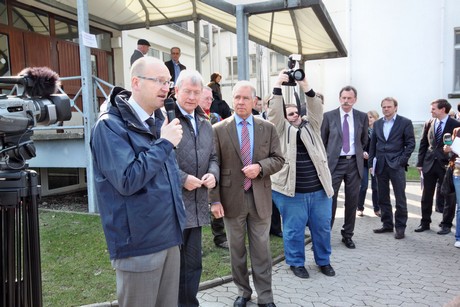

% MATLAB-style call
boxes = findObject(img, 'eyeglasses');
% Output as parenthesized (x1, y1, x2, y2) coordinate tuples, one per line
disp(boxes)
(203, 97, 214, 102)
(137, 76, 174, 88)
(287, 111, 299, 116)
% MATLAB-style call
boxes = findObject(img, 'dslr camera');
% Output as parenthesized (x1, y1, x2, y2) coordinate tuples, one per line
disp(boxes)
(282, 54, 305, 86)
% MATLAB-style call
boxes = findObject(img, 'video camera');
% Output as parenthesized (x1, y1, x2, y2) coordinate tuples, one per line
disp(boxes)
(0, 67, 72, 169)
(282, 54, 305, 87)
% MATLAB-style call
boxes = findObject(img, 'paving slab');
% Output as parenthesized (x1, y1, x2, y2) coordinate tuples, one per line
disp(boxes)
(198, 182, 460, 306)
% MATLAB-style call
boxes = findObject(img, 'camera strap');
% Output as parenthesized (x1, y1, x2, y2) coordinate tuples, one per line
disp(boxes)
(293, 88, 304, 116)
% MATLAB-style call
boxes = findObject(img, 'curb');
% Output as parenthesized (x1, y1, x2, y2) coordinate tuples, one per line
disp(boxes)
(80, 237, 312, 307)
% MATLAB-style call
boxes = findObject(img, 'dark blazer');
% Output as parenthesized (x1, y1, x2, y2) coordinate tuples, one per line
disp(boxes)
(321, 108, 369, 178)
(417, 117, 460, 173)
(164, 60, 186, 83)
(369, 115, 415, 174)
(209, 115, 284, 219)
(130, 49, 144, 66)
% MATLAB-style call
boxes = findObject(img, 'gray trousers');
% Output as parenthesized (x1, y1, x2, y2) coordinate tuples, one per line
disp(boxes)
(114, 246, 180, 307)
(224, 190, 274, 304)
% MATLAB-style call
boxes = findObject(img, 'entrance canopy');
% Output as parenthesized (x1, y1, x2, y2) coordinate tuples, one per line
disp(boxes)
(32, 0, 346, 60)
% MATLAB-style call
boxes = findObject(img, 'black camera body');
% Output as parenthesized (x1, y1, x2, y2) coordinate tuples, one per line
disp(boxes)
(282, 54, 305, 86)
(0, 67, 71, 168)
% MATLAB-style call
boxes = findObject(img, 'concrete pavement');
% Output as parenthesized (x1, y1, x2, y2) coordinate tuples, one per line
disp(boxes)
(197, 182, 460, 307)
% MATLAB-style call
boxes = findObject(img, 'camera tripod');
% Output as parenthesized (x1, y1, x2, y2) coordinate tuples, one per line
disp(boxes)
(1, 167, 43, 307)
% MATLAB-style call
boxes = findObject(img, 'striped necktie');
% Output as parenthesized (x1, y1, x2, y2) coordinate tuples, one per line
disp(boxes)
(435, 120, 443, 144)
(240, 120, 251, 191)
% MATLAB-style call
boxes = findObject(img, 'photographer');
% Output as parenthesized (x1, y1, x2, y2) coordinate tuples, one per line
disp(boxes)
(268, 69, 335, 279)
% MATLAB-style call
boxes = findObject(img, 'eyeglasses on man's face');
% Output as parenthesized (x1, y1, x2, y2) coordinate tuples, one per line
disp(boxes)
(137, 76, 174, 88)
(287, 111, 299, 116)
(203, 96, 214, 102)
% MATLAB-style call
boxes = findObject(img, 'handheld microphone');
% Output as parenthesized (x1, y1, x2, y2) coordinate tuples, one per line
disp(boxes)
(443, 133, 453, 146)
(164, 98, 176, 122)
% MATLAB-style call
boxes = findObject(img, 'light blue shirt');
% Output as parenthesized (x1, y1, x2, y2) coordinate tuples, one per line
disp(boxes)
(234, 114, 254, 161)
(383, 114, 397, 140)
(127, 96, 152, 129)
(173, 61, 181, 83)
(177, 103, 197, 134)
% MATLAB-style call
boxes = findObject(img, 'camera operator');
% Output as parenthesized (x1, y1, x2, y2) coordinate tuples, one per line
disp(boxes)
(268, 69, 335, 279)
(90, 57, 185, 307)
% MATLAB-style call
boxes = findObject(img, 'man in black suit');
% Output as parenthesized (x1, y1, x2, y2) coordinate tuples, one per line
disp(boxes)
(369, 97, 415, 239)
(129, 39, 150, 66)
(165, 47, 186, 99)
(321, 86, 369, 249)
(415, 99, 460, 234)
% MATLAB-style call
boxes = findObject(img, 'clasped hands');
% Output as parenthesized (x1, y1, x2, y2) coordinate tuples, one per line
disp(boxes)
(183, 173, 216, 191)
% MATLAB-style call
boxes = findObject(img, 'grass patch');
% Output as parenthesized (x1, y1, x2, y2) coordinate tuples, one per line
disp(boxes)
(39, 210, 285, 306)
(406, 166, 421, 181)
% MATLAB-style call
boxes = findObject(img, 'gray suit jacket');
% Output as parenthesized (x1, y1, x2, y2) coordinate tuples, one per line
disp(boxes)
(209, 115, 284, 219)
(321, 108, 369, 178)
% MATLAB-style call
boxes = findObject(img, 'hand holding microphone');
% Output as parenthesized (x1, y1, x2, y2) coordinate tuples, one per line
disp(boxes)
(161, 98, 183, 147)
(443, 133, 453, 156)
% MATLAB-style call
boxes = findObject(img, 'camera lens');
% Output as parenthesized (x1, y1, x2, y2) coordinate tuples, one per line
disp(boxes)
(293, 69, 305, 81)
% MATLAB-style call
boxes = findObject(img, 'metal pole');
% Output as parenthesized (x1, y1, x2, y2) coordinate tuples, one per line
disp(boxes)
(236, 5, 249, 81)
(77, 0, 98, 213)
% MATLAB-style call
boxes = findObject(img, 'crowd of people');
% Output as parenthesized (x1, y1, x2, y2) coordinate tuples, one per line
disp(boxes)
(90, 42, 460, 307)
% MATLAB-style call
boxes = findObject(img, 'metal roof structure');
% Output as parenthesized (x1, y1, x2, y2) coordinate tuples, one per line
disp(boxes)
(19, 0, 347, 212)
(32, 0, 347, 61)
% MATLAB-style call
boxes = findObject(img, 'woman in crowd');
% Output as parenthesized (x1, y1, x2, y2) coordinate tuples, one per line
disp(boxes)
(443, 127, 460, 248)
(357, 110, 381, 217)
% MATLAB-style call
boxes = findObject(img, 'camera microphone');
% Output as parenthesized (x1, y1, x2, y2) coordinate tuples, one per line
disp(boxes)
(164, 98, 176, 122)
(19, 67, 60, 97)
(444, 133, 453, 146)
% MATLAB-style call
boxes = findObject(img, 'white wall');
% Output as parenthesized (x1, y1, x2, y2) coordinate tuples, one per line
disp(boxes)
(306, 0, 460, 122)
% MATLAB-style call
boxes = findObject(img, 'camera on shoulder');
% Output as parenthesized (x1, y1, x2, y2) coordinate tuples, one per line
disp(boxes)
(282, 54, 305, 87)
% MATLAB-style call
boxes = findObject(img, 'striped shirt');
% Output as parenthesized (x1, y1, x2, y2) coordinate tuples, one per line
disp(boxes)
(295, 131, 322, 193)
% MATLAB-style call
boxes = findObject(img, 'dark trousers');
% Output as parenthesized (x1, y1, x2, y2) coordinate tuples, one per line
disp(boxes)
(179, 227, 202, 307)
(211, 216, 227, 245)
(357, 166, 380, 212)
(270, 201, 282, 234)
(377, 163, 408, 230)
(420, 163, 450, 226)
(331, 157, 361, 238)
(440, 193, 457, 228)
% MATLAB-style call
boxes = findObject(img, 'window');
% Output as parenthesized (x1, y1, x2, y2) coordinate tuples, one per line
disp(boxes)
(227, 55, 257, 78)
(0, 0, 7, 25)
(48, 168, 79, 190)
(148, 48, 160, 59)
(0, 34, 10, 76)
(55, 18, 78, 42)
(270, 52, 286, 75)
(455, 29, 460, 92)
(12, 7, 50, 35)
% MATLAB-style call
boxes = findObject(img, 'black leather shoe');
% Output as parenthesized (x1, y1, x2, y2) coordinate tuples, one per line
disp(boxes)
(394, 229, 405, 239)
(290, 266, 309, 278)
(270, 231, 283, 238)
(319, 264, 335, 276)
(373, 227, 393, 233)
(341, 237, 356, 249)
(234, 296, 250, 307)
(258, 303, 276, 307)
(414, 225, 430, 232)
(437, 226, 451, 235)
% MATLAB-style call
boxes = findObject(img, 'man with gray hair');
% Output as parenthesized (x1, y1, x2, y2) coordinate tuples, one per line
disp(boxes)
(173, 70, 219, 307)
(210, 81, 284, 307)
